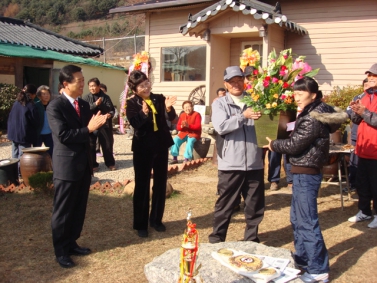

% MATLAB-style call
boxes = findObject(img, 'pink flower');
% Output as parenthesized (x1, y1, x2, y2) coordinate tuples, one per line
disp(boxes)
(293, 60, 313, 81)
(263, 80, 270, 87)
(283, 53, 288, 59)
(281, 94, 287, 100)
(272, 77, 279, 83)
(279, 65, 288, 76)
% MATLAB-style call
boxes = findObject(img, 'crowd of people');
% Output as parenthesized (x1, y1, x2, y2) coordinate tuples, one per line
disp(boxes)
(4, 62, 377, 283)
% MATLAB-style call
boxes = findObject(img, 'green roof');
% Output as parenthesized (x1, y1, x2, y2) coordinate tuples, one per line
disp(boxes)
(0, 43, 126, 71)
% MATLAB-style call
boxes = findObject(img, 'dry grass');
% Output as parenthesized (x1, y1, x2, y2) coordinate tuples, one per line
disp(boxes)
(0, 161, 376, 283)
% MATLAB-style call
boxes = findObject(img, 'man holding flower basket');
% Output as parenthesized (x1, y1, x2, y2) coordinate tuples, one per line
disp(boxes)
(209, 66, 265, 243)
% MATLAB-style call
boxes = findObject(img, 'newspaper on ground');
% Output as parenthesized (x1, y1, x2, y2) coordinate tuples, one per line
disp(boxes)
(211, 248, 300, 283)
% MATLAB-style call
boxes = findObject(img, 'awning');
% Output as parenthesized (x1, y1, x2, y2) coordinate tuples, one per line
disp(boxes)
(0, 43, 126, 71)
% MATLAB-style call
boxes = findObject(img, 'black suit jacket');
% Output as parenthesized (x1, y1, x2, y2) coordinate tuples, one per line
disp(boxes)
(47, 95, 92, 181)
(126, 93, 176, 152)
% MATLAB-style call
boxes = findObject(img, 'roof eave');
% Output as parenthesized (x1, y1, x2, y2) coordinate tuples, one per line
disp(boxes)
(110, 0, 214, 14)
(179, 0, 308, 37)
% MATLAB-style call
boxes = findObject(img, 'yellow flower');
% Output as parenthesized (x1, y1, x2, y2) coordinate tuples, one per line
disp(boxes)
(266, 103, 271, 109)
(273, 93, 279, 99)
(278, 80, 283, 84)
(272, 102, 278, 108)
(252, 94, 259, 101)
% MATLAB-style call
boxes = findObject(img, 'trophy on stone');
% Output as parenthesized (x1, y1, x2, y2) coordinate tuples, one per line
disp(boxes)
(178, 209, 199, 283)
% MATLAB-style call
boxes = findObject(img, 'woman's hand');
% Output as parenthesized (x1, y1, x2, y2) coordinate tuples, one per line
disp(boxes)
(142, 101, 149, 115)
(266, 137, 273, 151)
(181, 120, 188, 128)
(165, 96, 177, 111)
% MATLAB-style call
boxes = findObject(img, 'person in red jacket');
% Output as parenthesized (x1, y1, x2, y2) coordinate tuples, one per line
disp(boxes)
(348, 63, 377, 229)
(170, 100, 201, 164)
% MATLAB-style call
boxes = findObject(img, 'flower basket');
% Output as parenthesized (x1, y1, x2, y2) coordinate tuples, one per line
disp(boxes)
(254, 110, 296, 147)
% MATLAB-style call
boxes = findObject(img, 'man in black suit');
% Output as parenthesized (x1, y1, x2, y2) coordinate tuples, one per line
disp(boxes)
(83, 78, 116, 171)
(47, 65, 107, 268)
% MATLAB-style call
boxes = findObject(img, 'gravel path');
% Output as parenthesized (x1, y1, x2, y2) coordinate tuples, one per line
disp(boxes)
(0, 134, 136, 184)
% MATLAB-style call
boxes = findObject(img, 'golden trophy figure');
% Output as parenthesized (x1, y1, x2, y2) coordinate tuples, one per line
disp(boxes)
(178, 210, 199, 283)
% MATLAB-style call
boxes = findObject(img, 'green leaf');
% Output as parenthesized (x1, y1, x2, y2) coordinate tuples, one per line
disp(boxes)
(303, 68, 320, 78)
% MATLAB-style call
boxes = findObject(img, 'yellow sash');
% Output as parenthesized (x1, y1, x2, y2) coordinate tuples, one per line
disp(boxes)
(143, 98, 158, 131)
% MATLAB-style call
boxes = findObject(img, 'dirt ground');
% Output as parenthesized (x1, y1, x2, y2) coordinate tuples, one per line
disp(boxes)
(1, 161, 376, 283)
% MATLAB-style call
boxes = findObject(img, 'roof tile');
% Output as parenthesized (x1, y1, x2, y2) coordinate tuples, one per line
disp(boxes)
(0, 17, 103, 56)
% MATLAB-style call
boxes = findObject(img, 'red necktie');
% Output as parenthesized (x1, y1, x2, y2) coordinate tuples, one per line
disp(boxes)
(74, 100, 80, 117)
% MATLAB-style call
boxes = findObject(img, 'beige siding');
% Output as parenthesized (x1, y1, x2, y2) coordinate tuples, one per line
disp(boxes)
(53, 61, 126, 108)
(209, 35, 230, 102)
(279, 0, 377, 94)
(147, 8, 209, 106)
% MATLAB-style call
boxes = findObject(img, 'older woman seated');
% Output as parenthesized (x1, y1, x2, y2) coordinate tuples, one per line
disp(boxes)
(170, 100, 202, 164)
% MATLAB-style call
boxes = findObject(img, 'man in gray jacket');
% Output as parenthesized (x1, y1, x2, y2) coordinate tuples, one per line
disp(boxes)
(208, 66, 265, 243)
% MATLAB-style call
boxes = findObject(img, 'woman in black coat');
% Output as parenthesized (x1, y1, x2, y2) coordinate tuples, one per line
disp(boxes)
(126, 70, 177, 238)
(267, 77, 347, 283)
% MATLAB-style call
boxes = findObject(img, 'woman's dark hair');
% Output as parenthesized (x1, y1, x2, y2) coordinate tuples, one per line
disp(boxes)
(99, 83, 107, 92)
(293, 77, 323, 100)
(22, 84, 37, 96)
(182, 100, 193, 109)
(128, 70, 148, 92)
(16, 91, 29, 106)
(363, 78, 368, 85)
(17, 84, 37, 105)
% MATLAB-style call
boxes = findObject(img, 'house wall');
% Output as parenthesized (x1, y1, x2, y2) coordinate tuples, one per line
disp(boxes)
(53, 61, 126, 108)
(272, 0, 377, 94)
(147, 8, 208, 108)
(209, 35, 230, 102)
(0, 56, 53, 88)
(144, 6, 290, 105)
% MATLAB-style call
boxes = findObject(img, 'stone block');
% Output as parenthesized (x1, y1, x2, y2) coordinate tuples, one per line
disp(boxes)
(144, 241, 301, 283)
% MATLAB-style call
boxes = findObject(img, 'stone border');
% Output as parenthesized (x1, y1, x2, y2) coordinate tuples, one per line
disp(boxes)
(0, 157, 212, 193)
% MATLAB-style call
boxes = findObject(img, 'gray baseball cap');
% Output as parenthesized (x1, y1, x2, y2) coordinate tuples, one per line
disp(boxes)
(365, 63, 377, 75)
(224, 66, 244, 81)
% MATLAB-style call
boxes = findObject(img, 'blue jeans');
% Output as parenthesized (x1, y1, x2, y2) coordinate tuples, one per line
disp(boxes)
(11, 141, 31, 175)
(170, 136, 197, 160)
(348, 140, 358, 188)
(11, 141, 31, 159)
(291, 173, 329, 274)
(268, 151, 293, 184)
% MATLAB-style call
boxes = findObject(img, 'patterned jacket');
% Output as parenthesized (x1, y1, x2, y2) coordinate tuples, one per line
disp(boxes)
(271, 101, 348, 170)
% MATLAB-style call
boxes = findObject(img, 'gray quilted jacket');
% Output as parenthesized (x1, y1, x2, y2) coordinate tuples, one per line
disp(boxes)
(271, 101, 348, 170)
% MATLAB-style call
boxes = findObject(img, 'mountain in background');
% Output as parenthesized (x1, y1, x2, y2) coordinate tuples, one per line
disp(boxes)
(0, 0, 146, 39)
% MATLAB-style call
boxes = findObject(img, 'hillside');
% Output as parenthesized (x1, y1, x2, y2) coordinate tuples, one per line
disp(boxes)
(0, 0, 147, 67)
(0, 0, 146, 39)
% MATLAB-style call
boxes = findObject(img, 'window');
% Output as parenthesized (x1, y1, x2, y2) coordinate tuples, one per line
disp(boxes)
(161, 46, 206, 81)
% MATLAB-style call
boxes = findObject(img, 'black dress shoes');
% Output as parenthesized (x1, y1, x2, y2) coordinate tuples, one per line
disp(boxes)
(150, 223, 166, 232)
(137, 230, 148, 238)
(56, 256, 75, 268)
(69, 246, 92, 256)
